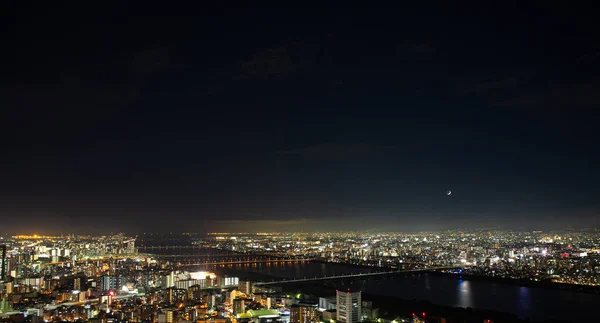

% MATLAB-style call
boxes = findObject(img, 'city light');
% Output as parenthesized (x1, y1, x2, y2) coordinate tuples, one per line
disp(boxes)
(190, 271, 217, 280)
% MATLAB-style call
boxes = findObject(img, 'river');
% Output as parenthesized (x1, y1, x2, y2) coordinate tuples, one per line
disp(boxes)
(192, 261, 599, 322)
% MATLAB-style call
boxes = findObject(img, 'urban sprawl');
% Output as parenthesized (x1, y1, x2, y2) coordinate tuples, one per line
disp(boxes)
(0, 230, 598, 322)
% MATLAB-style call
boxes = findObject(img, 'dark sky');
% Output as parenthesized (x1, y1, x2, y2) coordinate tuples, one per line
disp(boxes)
(3, 4, 600, 234)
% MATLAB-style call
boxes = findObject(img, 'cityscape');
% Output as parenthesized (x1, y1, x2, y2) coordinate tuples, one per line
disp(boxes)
(6, 3, 600, 323)
(1, 230, 599, 322)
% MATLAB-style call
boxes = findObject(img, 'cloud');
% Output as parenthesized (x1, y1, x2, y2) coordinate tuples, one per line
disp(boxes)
(277, 143, 394, 161)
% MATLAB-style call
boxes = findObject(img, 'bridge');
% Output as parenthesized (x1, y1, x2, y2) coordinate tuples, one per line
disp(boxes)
(41, 255, 145, 267)
(176, 258, 313, 266)
(43, 293, 142, 310)
(253, 267, 463, 285)
(138, 245, 207, 250)
(153, 254, 272, 258)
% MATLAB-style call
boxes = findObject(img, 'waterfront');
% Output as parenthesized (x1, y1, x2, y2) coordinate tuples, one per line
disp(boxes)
(196, 261, 599, 322)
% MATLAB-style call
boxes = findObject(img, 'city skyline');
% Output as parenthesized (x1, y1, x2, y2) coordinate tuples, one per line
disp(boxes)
(1, 229, 599, 322)
(3, 4, 600, 233)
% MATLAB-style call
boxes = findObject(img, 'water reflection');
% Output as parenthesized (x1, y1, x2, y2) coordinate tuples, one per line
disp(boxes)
(456, 279, 473, 309)
(517, 286, 530, 319)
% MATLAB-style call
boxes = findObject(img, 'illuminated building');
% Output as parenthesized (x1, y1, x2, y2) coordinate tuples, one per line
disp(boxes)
(166, 271, 175, 287)
(100, 275, 121, 291)
(239, 280, 252, 295)
(190, 271, 216, 280)
(319, 296, 336, 310)
(74, 276, 85, 291)
(157, 312, 174, 323)
(233, 298, 245, 315)
(216, 276, 238, 287)
(229, 289, 241, 304)
(361, 301, 379, 321)
(290, 304, 318, 323)
(0, 245, 5, 282)
(166, 309, 174, 323)
(4, 282, 12, 294)
(336, 290, 361, 323)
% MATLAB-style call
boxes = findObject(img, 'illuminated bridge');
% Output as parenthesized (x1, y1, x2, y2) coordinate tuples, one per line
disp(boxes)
(176, 258, 314, 266)
(138, 245, 210, 250)
(153, 253, 277, 258)
(253, 267, 464, 285)
(41, 255, 145, 268)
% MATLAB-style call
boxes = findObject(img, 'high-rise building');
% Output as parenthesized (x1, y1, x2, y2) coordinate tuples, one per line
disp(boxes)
(336, 290, 361, 323)
(165, 309, 174, 323)
(74, 276, 86, 291)
(233, 298, 245, 315)
(239, 280, 252, 295)
(290, 304, 318, 323)
(209, 294, 217, 309)
(229, 290, 241, 304)
(166, 271, 175, 287)
(100, 275, 120, 291)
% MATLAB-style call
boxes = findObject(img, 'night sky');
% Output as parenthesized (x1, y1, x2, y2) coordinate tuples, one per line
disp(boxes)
(4, 4, 600, 234)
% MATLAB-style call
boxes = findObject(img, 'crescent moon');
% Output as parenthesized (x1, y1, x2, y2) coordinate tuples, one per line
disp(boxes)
(447, 190, 452, 196)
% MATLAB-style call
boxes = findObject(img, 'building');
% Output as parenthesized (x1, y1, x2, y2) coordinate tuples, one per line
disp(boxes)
(175, 278, 212, 290)
(100, 275, 121, 291)
(238, 309, 280, 323)
(21, 276, 44, 290)
(233, 298, 245, 315)
(290, 304, 318, 323)
(319, 296, 336, 310)
(229, 289, 243, 304)
(216, 276, 239, 287)
(336, 290, 361, 323)
(0, 245, 5, 282)
(73, 274, 87, 291)
(322, 310, 336, 321)
(239, 280, 252, 295)
(166, 271, 175, 287)
(361, 301, 379, 321)
(209, 294, 217, 309)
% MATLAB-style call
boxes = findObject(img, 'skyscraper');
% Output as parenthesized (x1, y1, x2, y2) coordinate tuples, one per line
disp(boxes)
(233, 298, 245, 315)
(336, 290, 361, 323)
(100, 275, 120, 291)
